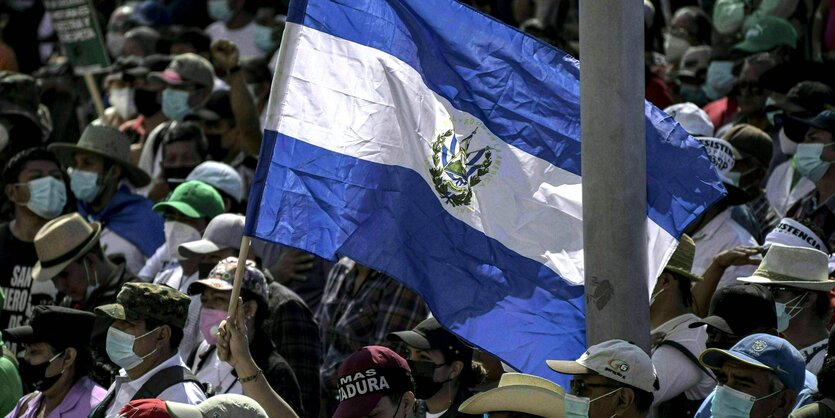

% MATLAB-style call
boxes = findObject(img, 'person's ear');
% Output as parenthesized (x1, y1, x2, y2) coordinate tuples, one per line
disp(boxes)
(157, 324, 172, 346)
(108, 165, 123, 182)
(614, 387, 636, 414)
(774, 390, 796, 417)
(448, 360, 464, 380)
(6, 183, 26, 204)
(62, 347, 77, 369)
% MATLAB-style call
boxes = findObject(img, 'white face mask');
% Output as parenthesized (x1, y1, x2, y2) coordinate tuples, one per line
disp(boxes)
(110, 87, 137, 119)
(163, 221, 202, 261)
(779, 128, 798, 155)
(775, 292, 807, 332)
(711, 384, 781, 418)
(649, 286, 666, 306)
(564, 388, 622, 418)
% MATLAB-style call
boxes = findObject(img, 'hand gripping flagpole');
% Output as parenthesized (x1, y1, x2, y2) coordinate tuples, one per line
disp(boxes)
(228, 236, 252, 316)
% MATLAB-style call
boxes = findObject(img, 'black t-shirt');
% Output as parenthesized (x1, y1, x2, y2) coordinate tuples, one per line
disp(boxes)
(0, 221, 55, 353)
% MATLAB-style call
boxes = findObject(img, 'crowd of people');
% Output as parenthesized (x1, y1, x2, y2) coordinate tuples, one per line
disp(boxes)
(0, 0, 835, 417)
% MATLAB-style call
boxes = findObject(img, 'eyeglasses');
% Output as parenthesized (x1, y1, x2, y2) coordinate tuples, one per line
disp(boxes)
(569, 379, 623, 396)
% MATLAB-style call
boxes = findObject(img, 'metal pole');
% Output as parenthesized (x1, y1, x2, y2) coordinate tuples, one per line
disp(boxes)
(579, 0, 649, 351)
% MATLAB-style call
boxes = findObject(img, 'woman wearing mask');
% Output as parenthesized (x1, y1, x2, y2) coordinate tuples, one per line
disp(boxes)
(2, 306, 105, 418)
(387, 317, 486, 418)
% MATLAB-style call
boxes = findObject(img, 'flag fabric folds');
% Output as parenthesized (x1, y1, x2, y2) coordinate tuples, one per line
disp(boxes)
(244, 0, 725, 385)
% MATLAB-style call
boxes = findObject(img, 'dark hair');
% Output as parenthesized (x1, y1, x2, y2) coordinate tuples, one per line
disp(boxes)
(631, 385, 655, 413)
(794, 217, 831, 253)
(71, 345, 93, 383)
(818, 356, 835, 397)
(161, 121, 208, 160)
(669, 271, 694, 308)
(813, 290, 833, 321)
(241, 289, 269, 328)
(2, 147, 61, 187)
(450, 357, 487, 388)
(143, 318, 184, 350)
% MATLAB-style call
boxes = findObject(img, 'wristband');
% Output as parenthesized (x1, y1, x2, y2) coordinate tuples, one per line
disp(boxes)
(237, 368, 262, 383)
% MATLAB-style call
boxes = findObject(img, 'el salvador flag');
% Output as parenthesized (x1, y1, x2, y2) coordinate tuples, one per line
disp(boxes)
(245, 0, 725, 386)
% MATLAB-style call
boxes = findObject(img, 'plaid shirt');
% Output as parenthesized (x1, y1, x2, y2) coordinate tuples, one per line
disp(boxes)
(264, 282, 322, 418)
(316, 258, 428, 398)
(749, 193, 779, 241)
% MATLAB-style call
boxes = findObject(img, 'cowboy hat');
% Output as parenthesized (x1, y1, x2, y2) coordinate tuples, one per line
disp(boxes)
(458, 373, 565, 418)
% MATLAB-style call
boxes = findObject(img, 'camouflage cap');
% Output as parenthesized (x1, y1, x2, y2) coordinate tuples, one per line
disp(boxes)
(187, 257, 269, 304)
(95, 282, 191, 329)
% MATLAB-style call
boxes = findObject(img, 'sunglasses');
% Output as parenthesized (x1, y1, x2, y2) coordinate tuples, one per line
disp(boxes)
(569, 379, 623, 396)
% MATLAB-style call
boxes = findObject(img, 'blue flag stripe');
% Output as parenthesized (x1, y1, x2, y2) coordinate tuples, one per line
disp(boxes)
(285, 0, 723, 239)
(245, 130, 587, 381)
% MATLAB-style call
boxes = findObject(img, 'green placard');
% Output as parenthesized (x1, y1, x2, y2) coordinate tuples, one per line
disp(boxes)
(43, 0, 110, 75)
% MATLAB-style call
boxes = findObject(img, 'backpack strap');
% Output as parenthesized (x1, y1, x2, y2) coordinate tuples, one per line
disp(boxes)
(132, 366, 205, 401)
(656, 340, 716, 381)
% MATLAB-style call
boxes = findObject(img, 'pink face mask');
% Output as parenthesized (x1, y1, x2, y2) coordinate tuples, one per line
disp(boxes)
(199, 308, 227, 345)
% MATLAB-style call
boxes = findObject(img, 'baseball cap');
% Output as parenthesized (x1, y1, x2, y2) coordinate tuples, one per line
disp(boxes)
(178, 214, 244, 259)
(2, 306, 95, 350)
(546, 339, 659, 392)
(792, 110, 835, 135)
(733, 15, 797, 53)
(149, 53, 214, 89)
(333, 346, 414, 418)
(768, 81, 835, 114)
(689, 284, 777, 335)
(678, 46, 712, 79)
(664, 102, 714, 137)
(153, 180, 225, 219)
(187, 257, 269, 304)
(721, 124, 773, 168)
(387, 317, 473, 361)
(764, 218, 826, 252)
(95, 282, 191, 329)
(185, 161, 243, 203)
(700, 333, 805, 392)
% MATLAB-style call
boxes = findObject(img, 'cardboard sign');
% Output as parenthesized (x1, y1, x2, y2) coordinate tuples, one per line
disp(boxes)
(43, 0, 110, 75)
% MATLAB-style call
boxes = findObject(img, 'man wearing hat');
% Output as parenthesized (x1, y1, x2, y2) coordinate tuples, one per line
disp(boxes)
(146, 121, 209, 202)
(0, 148, 69, 349)
(787, 110, 835, 251)
(140, 180, 224, 289)
(732, 15, 798, 64)
(765, 81, 834, 216)
(185, 257, 303, 415)
(49, 124, 164, 275)
(333, 345, 418, 418)
(739, 244, 835, 374)
(119, 54, 173, 147)
(91, 283, 205, 418)
(648, 235, 715, 415)
(387, 317, 484, 418)
(457, 373, 565, 418)
(697, 333, 805, 418)
(548, 339, 658, 418)
(689, 284, 778, 350)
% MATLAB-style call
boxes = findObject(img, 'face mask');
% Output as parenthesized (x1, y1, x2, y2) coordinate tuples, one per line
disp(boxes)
(208, 0, 233, 22)
(775, 292, 807, 332)
(19, 351, 65, 392)
(705, 61, 737, 100)
(106, 326, 159, 370)
(711, 385, 781, 417)
(69, 168, 103, 203)
(664, 34, 690, 64)
(110, 87, 137, 119)
(649, 286, 666, 306)
(164, 221, 202, 261)
(795, 143, 835, 182)
(23, 176, 66, 219)
(253, 24, 276, 52)
(135, 89, 161, 117)
(162, 89, 193, 122)
(199, 308, 227, 345)
(407, 359, 453, 399)
(779, 128, 798, 155)
(83, 258, 99, 300)
(564, 388, 622, 418)
(106, 33, 126, 57)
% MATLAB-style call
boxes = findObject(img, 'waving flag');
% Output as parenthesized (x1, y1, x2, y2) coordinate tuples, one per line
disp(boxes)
(245, 0, 725, 385)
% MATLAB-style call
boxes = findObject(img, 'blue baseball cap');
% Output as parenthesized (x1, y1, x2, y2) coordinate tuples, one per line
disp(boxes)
(700, 333, 805, 392)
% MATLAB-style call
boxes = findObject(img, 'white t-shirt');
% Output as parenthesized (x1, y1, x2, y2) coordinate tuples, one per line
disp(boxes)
(800, 338, 828, 375)
(205, 21, 264, 59)
(691, 208, 759, 289)
(651, 314, 715, 406)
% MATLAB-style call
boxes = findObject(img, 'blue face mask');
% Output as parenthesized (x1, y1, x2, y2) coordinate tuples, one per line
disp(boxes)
(704, 61, 737, 100)
(795, 142, 835, 182)
(162, 88, 193, 122)
(105, 326, 159, 371)
(69, 168, 103, 203)
(22, 176, 66, 219)
(564, 388, 621, 418)
(208, 0, 233, 22)
(711, 385, 781, 418)
(254, 24, 276, 52)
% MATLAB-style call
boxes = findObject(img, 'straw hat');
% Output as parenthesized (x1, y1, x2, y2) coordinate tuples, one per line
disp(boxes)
(739, 243, 835, 291)
(458, 373, 565, 418)
(664, 234, 702, 282)
(32, 213, 102, 282)
(49, 124, 151, 187)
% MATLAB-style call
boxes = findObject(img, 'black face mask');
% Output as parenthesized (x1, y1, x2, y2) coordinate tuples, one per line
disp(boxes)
(206, 134, 227, 161)
(407, 359, 452, 400)
(135, 88, 161, 117)
(19, 351, 65, 392)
